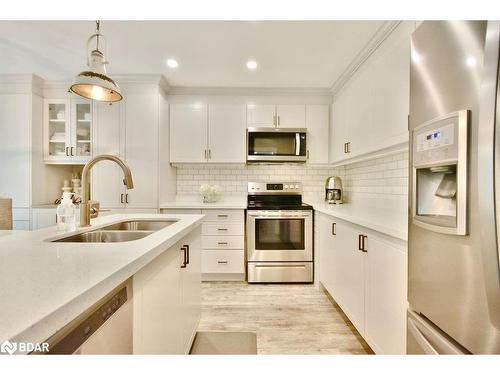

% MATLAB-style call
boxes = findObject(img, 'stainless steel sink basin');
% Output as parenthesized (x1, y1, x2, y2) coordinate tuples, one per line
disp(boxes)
(54, 230, 153, 243)
(100, 220, 177, 231)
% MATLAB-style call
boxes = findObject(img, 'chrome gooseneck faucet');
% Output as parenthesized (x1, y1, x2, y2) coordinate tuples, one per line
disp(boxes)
(80, 154, 134, 227)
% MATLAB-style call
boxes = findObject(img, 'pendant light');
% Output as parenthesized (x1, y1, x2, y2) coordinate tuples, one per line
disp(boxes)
(70, 21, 123, 102)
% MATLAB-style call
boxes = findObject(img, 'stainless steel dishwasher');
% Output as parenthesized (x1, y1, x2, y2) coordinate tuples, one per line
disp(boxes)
(45, 279, 133, 354)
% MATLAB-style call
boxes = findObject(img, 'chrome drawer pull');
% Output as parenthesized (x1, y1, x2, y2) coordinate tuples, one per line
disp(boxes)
(217, 260, 228, 264)
(217, 214, 228, 218)
(218, 242, 228, 245)
(217, 228, 228, 231)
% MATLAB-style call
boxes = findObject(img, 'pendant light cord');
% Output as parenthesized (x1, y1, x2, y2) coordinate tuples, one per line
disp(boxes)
(95, 20, 100, 51)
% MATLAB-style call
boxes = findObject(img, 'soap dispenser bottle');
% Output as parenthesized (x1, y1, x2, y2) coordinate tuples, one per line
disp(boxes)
(56, 192, 76, 232)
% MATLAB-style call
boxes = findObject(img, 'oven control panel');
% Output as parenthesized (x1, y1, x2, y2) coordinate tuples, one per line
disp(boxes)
(248, 182, 302, 194)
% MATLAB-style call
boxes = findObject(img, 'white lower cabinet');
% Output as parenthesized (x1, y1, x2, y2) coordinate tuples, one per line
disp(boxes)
(318, 213, 408, 354)
(31, 208, 57, 230)
(133, 226, 201, 354)
(161, 208, 245, 281)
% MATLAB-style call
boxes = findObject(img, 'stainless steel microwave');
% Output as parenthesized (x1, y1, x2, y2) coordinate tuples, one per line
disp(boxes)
(247, 127, 307, 163)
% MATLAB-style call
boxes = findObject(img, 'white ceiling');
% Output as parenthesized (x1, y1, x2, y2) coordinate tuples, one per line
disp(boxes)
(0, 21, 384, 88)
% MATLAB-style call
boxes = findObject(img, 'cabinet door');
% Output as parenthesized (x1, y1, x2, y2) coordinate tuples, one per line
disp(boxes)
(180, 227, 202, 353)
(306, 105, 329, 163)
(246, 104, 276, 128)
(170, 103, 208, 163)
(44, 99, 71, 162)
(345, 69, 372, 158)
(208, 104, 246, 163)
(365, 235, 407, 354)
(370, 23, 411, 151)
(124, 94, 158, 208)
(319, 214, 336, 294)
(0, 95, 31, 209)
(276, 104, 306, 128)
(133, 241, 183, 354)
(91, 102, 125, 208)
(32, 209, 57, 230)
(335, 222, 365, 334)
(330, 95, 348, 163)
(71, 99, 92, 162)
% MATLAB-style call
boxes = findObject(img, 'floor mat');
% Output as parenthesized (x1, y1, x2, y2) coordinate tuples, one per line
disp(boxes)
(190, 331, 257, 355)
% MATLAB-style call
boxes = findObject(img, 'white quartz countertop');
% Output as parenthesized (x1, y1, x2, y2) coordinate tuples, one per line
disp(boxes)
(0, 213, 204, 345)
(160, 195, 247, 209)
(307, 196, 408, 241)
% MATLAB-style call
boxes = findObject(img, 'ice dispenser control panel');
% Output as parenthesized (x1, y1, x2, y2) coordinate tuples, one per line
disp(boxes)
(413, 120, 459, 166)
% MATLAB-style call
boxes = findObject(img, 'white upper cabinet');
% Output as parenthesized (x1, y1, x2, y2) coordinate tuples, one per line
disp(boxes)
(246, 104, 276, 128)
(330, 22, 413, 163)
(92, 101, 125, 208)
(276, 104, 306, 128)
(305, 104, 329, 163)
(44, 98, 92, 164)
(208, 104, 246, 163)
(92, 93, 160, 209)
(170, 103, 246, 163)
(246, 104, 306, 128)
(124, 94, 159, 208)
(170, 104, 208, 163)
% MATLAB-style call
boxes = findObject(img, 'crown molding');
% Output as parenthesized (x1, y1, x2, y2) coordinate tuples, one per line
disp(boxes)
(0, 74, 44, 95)
(167, 86, 332, 97)
(330, 21, 401, 96)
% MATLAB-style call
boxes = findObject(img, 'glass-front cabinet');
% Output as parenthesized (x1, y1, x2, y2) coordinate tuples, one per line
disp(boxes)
(44, 98, 92, 164)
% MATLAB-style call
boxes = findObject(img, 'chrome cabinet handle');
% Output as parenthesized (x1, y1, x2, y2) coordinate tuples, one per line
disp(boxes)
(307, 150, 310, 159)
(217, 260, 228, 264)
(125, 193, 129, 204)
(208, 149, 211, 159)
(204, 149, 207, 159)
(217, 214, 228, 218)
(217, 228, 228, 231)
(218, 242, 228, 245)
(70, 146, 74, 156)
(65, 147, 69, 156)
(332, 223, 336, 236)
(277, 115, 280, 126)
(120, 194, 124, 204)
(180, 246, 187, 268)
(346, 142, 351, 153)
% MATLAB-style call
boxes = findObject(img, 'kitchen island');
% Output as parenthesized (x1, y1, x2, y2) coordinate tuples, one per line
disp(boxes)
(0, 213, 204, 354)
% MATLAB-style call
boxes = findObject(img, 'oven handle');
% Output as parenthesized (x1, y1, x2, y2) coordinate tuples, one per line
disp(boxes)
(247, 214, 311, 219)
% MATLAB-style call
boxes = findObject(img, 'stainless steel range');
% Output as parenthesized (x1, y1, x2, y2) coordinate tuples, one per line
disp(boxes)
(246, 182, 313, 283)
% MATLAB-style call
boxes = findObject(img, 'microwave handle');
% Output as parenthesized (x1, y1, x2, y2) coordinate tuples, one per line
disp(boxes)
(295, 133, 300, 156)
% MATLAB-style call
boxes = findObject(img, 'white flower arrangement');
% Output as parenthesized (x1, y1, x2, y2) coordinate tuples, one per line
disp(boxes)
(199, 184, 221, 203)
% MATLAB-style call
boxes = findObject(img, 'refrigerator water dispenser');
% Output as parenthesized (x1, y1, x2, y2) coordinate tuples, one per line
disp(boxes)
(412, 110, 468, 235)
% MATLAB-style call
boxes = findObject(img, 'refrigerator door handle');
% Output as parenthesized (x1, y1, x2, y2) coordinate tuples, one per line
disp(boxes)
(408, 318, 439, 354)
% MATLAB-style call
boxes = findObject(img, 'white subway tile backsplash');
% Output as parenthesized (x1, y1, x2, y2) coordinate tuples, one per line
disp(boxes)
(175, 150, 409, 199)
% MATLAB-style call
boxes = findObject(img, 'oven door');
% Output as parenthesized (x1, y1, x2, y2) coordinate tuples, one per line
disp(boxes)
(247, 128, 307, 162)
(247, 210, 313, 262)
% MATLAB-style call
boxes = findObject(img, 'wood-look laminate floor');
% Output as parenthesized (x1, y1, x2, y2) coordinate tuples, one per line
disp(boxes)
(198, 282, 373, 354)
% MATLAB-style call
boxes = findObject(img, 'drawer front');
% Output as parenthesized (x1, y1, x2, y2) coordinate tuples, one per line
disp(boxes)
(160, 209, 202, 214)
(202, 235, 245, 250)
(201, 209, 244, 223)
(202, 223, 244, 236)
(247, 262, 313, 283)
(202, 250, 245, 274)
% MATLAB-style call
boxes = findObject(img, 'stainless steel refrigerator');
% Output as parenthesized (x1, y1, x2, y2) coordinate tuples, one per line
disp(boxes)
(408, 21, 500, 354)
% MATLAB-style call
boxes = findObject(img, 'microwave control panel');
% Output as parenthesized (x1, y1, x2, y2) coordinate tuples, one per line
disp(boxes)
(413, 113, 463, 167)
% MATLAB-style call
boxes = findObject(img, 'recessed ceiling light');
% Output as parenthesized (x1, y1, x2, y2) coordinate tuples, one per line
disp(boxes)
(465, 56, 477, 67)
(166, 59, 179, 68)
(246, 60, 258, 70)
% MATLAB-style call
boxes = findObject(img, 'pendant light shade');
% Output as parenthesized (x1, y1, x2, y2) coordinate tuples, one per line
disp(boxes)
(70, 21, 122, 102)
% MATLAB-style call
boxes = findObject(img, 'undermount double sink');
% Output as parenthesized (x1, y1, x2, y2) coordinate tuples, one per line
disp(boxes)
(53, 220, 178, 243)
